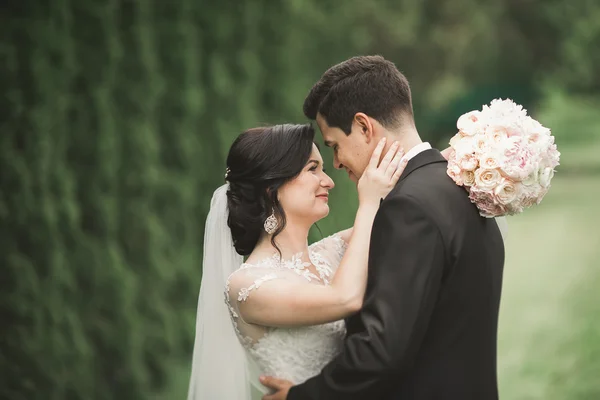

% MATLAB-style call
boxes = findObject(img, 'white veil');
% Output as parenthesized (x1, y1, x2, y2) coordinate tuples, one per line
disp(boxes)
(187, 184, 251, 400)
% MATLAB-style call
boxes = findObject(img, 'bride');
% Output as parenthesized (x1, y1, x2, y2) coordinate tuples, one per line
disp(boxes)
(187, 123, 407, 399)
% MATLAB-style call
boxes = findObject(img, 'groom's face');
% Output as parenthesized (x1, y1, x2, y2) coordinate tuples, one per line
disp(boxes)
(316, 113, 374, 184)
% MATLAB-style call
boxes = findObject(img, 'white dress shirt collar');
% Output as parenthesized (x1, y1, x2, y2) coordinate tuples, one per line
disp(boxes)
(401, 142, 432, 163)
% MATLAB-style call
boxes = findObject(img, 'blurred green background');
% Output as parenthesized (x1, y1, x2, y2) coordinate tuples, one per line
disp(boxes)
(1, 1, 599, 399)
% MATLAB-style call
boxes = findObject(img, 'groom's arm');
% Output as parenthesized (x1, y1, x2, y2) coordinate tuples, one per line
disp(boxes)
(288, 194, 446, 400)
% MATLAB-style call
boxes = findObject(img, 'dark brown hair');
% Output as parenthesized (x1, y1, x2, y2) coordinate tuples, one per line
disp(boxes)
(303, 55, 413, 134)
(225, 124, 315, 256)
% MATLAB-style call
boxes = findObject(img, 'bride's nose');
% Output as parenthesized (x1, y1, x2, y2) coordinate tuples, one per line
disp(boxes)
(321, 173, 335, 189)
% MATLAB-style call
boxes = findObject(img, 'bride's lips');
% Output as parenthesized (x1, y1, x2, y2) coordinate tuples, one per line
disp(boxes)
(316, 193, 329, 200)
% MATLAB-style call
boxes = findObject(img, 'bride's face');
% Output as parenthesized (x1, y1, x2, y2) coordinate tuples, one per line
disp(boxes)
(277, 144, 335, 225)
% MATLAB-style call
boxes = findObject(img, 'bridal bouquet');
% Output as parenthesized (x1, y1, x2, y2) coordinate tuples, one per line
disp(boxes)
(447, 99, 560, 218)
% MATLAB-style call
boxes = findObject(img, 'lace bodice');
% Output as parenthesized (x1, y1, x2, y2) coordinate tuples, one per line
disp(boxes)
(224, 234, 348, 389)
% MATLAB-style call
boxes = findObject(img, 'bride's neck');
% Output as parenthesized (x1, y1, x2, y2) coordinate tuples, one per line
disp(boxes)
(253, 220, 311, 260)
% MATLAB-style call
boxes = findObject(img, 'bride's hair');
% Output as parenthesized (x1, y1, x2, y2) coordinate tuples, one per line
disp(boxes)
(225, 124, 315, 256)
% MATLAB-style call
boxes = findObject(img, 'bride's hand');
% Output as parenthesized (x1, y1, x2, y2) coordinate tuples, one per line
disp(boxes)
(358, 138, 407, 207)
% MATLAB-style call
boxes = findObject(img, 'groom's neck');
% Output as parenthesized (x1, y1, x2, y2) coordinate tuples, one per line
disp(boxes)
(382, 126, 423, 155)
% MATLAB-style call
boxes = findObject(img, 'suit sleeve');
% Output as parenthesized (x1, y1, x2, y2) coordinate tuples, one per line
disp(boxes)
(288, 195, 446, 400)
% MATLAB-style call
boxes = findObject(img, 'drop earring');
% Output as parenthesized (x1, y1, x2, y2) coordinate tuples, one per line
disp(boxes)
(263, 209, 278, 234)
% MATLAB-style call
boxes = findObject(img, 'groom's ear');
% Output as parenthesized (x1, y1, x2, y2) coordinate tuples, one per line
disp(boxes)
(353, 112, 375, 143)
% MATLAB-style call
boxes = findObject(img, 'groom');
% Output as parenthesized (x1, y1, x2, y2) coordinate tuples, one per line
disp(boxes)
(261, 55, 505, 400)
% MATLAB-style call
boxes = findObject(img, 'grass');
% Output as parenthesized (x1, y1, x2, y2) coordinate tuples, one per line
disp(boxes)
(498, 174, 600, 399)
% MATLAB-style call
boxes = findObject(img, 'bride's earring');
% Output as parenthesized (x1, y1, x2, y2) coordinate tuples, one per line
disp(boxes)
(263, 209, 278, 235)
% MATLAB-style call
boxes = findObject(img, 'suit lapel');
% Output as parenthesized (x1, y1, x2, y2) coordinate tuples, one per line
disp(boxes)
(398, 148, 447, 183)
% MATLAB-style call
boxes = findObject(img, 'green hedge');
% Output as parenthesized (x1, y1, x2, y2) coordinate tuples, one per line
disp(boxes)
(1, 0, 597, 398)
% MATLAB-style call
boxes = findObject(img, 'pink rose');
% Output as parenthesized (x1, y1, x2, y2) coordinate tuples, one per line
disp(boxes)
(494, 179, 521, 206)
(478, 152, 503, 169)
(474, 168, 502, 191)
(447, 162, 464, 185)
(462, 170, 476, 187)
(475, 136, 490, 153)
(459, 154, 479, 171)
(469, 188, 507, 217)
(520, 194, 539, 209)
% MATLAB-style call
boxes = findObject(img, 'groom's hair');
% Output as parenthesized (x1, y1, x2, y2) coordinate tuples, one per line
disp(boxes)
(303, 55, 413, 134)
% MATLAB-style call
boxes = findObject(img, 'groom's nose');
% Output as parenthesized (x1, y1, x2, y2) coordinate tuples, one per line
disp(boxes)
(333, 155, 343, 170)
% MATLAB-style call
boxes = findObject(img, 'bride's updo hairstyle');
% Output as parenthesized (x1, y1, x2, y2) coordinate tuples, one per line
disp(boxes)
(225, 124, 315, 256)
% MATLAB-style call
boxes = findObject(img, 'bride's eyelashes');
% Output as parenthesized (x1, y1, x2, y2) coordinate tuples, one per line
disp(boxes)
(307, 160, 323, 173)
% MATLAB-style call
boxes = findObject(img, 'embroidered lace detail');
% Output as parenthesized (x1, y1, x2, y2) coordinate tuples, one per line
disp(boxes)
(224, 279, 253, 347)
(239, 250, 331, 283)
(309, 251, 332, 284)
(238, 273, 277, 301)
(235, 233, 346, 285)
(248, 320, 346, 384)
(223, 233, 349, 384)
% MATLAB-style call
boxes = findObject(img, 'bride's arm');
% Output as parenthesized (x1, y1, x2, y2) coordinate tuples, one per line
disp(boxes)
(233, 202, 380, 328)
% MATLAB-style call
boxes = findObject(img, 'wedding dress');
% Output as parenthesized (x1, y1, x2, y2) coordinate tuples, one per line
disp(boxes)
(225, 233, 348, 396)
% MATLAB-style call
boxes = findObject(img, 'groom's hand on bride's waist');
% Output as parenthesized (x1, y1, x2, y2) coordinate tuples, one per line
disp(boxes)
(260, 376, 293, 400)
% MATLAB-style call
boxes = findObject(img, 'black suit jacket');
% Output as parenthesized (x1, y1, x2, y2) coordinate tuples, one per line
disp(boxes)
(288, 149, 505, 400)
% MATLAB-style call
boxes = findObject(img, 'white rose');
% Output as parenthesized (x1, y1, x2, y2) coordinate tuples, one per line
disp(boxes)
(523, 117, 551, 137)
(486, 125, 510, 143)
(522, 167, 539, 187)
(494, 179, 521, 205)
(447, 162, 464, 185)
(457, 111, 483, 136)
(474, 168, 502, 191)
(546, 145, 561, 168)
(532, 134, 552, 152)
(449, 132, 463, 148)
(487, 99, 527, 121)
(539, 167, 554, 188)
(475, 136, 491, 153)
(527, 132, 542, 145)
(454, 135, 477, 158)
(520, 190, 541, 208)
(478, 152, 502, 169)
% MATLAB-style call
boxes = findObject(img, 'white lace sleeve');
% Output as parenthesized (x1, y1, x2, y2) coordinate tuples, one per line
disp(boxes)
(308, 233, 348, 273)
(225, 267, 305, 345)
